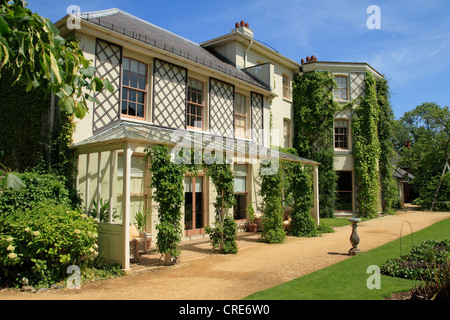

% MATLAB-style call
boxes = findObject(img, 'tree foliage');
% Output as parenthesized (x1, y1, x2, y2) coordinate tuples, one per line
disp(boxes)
(398, 102, 450, 210)
(0, 0, 113, 119)
(352, 72, 381, 218)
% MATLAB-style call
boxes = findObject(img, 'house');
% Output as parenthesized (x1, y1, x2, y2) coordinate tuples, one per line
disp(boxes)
(54, 9, 320, 270)
(301, 59, 384, 216)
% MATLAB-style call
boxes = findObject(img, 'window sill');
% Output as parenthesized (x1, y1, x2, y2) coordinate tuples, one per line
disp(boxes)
(334, 149, 352, 154)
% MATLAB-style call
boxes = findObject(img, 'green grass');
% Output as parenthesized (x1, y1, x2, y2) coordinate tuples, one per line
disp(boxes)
(245, 217, 450, 300)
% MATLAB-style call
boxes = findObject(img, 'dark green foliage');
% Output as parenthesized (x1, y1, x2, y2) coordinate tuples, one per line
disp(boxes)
(0, 171, 71, 215)
(205, 161, 237, 254)
(292, 71, 338, 218)
(0, 68, 50, 171)
(376, 78, 400, 213)
(398, 103, 450, 211)
(259, 161, 285, 244)
(289, 164, 317, 237)
(381, 239, 449, 282)
(352, 72, 381, 218)
(146, 145, 185, 258)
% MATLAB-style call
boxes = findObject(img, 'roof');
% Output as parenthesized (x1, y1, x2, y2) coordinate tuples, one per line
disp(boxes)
(72, 121, 320, 166)
(63, 8, 270, 91)
(393, 167, 414, 182)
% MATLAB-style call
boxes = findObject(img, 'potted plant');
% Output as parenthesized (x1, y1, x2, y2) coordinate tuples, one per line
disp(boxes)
(246, 204, 258, 232)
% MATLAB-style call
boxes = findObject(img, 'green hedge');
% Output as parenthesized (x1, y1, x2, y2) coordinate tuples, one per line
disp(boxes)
(0, 171, 70, 215)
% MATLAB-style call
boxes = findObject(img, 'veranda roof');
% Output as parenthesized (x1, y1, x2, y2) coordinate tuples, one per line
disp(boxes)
(72, 121, 320, 166)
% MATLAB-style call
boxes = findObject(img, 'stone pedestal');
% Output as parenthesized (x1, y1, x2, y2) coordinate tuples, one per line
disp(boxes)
(348, 218, 361, 256)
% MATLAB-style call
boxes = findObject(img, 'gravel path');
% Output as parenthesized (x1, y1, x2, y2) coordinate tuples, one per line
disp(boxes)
(1, 206, 449, 300)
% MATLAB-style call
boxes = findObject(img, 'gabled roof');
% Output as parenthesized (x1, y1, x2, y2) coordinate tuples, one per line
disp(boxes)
(72, 120, 320, 166)
(59, 8, 270, 91)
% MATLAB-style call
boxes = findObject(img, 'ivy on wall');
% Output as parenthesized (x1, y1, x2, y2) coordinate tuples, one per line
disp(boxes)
(145, 145, 185, 261)
(259, 160, 286, 244)
(204, 159, 237, 254)
(352, 72, 381, 218)
(376, 78, 400, 213)
(292, 71, 338, 218)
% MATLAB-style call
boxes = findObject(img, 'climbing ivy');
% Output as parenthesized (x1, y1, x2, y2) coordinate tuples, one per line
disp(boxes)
(204, 159, 238, 254)
(352, 72, 381, 218)
(292, 71, 338, 218)
(376, 78, 400, 213)
(145, 145, 185, 260)
(259, 160, 285, 244)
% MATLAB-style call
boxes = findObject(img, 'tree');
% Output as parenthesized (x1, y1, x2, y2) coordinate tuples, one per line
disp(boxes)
(398, 103, 450, 210)
(0, 0, 112, 119)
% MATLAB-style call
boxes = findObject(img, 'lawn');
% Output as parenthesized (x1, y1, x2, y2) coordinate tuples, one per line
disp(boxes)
(245, 217, 450, 300)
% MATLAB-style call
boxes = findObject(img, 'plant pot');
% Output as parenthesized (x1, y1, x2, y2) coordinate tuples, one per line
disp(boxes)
(248, 223, 258, 232)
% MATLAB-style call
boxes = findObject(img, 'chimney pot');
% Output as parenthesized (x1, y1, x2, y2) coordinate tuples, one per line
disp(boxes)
(240, 20, 245, 27)
(245, 23, 249, 28)
(301, 59, 305, 64)
(235, 22, 240, 28)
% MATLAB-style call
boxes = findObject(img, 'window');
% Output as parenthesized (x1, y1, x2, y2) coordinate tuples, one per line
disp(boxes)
(186, 78, 204, 129)
(334, 76, 348, 101)
(234, 164, 248, 220)
(122, 58, 147, 118)
(334, 119, 349, 149)
(336, 171, 353, 211)
(235, 93, 248, 138)
(282, 74, 291, 100)
(283, 119, 291, 148)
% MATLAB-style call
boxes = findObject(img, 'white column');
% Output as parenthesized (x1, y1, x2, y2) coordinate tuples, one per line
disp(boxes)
(122, 144, 135, 270)
(313, 165, 320, 226)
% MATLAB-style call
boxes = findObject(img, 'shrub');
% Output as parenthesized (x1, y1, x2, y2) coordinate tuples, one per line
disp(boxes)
(0, 171, 71, 215)
(0, 203, 98, 288)
(381, 239, 449, 282)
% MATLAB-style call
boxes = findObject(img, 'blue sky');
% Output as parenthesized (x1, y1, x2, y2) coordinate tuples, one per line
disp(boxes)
(28, 0, 450, 119)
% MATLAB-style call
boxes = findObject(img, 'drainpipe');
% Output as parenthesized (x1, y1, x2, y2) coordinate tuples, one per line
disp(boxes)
(244, 39, 253, 69)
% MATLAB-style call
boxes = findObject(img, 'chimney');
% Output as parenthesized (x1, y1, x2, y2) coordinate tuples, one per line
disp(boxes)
(232, 20, 254, 38)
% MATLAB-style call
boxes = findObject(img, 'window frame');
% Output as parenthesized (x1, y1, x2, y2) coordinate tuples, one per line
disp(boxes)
(333, 75, 349, 101)
(282, 73, 291, 100)
(235, 93, 249, 138)
(334, 119, 349, 150)
(283, 118, 291, 149)
(233, 164, 249, 222)
(186, 77, 205, 130)
(121, 57, 148, 120)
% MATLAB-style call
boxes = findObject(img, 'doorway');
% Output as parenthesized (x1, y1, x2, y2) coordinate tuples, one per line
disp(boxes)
(184, 175, 206, 236)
